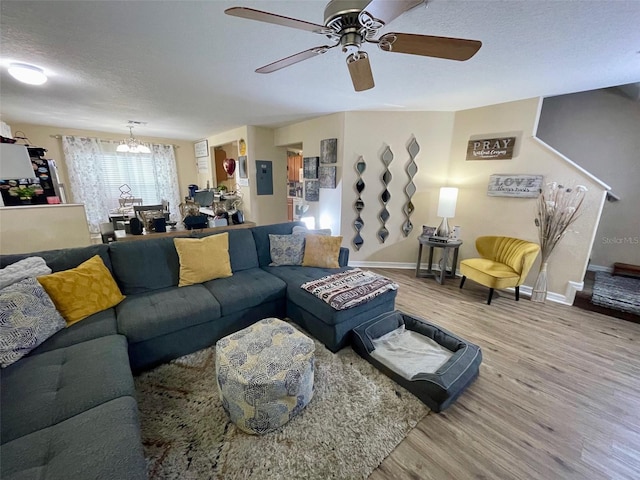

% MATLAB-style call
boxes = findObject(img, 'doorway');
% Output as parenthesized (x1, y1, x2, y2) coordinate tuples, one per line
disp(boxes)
(286, 145, 303, 221)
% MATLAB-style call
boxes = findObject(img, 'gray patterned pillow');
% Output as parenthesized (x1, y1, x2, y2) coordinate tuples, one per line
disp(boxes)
(269, 234, 306, 266)
(0, 277, 66, 368)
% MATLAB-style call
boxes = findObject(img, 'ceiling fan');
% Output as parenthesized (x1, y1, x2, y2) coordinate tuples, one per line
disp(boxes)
(225, 0, 481, 92)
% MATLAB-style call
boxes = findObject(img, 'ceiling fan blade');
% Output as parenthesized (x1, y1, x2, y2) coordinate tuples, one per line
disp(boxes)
(378, 32, 481, 61)
(256, 45, 337, 74)
(362, 0, 424, 25)
(225, 7, 326, 34)
(347, 53, 375, 92)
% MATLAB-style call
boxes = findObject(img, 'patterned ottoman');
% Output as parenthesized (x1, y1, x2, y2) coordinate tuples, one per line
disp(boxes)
(215, 318, 315, 435)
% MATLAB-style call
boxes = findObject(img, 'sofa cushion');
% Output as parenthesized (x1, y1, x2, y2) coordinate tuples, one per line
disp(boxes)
(174, 233, 232, 286)
(0, 278, 66, 368)
(1, 334, 134, 444)
(116, 284, 221, 344)
(251, 222, 304, 267)
(227, 228, 259, 272)
(109, 237, 180, 294)
(203, 268, 286, 316)
(37, 255, 125, 326)
(28, 308, 118, 356)
(0, 396, 147, 480)
(0, 244, 112, 274)
(264, 265, 396, 326)
(302, 234, 343, 268)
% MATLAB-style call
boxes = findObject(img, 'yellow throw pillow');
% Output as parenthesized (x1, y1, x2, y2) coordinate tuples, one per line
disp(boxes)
(37, 255, 125, 326)
(174, 233, 233, 287)
(302, 234, 343, 268)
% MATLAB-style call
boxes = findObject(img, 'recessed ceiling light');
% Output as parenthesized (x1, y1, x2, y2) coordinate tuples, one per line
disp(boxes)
(8, 63, 47, 85)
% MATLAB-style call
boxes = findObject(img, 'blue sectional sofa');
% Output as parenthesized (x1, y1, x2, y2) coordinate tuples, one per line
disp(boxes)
(0, 221, 396, 480)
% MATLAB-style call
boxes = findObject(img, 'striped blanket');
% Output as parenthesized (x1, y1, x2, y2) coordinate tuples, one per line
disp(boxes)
(301, 268, 399, 311)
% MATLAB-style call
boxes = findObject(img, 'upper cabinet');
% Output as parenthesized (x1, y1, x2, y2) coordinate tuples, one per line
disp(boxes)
(287, 154, 302, 182)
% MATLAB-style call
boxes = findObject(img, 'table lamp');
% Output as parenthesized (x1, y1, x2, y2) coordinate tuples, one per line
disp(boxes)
(436, 187, 458, 238)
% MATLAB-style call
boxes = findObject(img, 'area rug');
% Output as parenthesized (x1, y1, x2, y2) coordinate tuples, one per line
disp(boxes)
(134, 336, 429, 480)
(592, 271, 640, 315)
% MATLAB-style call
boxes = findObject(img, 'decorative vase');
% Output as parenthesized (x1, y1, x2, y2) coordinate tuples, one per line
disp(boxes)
(531, 262, 548, 303)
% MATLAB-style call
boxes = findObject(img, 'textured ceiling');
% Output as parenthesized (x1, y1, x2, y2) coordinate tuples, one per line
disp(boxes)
(1, 0, 639, 141)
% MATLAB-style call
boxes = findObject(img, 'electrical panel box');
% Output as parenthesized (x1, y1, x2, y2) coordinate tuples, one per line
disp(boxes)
(256, 160, 273, 195)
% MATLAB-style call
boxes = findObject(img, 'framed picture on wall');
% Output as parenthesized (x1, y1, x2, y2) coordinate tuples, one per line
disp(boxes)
(320, 138, 337, 164)
(238, 156, 248, 178)
(305, 180, 319, 201)
(319, 166, 336, 188)
(303, 156, 319, 179)
(194, 139, 208, 158)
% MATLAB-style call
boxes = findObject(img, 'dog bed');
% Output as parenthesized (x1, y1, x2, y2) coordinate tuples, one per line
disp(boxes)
(351, 310, 482, 412)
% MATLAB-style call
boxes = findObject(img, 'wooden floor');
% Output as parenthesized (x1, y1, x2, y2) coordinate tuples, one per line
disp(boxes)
(367, 269, 640, 480)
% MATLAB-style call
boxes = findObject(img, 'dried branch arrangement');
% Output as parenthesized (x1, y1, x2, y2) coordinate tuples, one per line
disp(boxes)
(534, 182, 588, 263)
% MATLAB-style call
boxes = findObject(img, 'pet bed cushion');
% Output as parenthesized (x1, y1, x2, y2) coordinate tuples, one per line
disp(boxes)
(352, 310, 482, 412)
(371, 325, 453, 380)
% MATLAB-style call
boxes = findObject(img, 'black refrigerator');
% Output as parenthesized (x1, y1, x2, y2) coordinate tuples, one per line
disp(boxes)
(0, 147, 65, 206)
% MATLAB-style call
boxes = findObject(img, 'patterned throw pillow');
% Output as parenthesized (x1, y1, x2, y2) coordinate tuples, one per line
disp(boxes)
(0, 278, 66, 368)
(0, 257, 51, 289)
(174, 233, 233, 286)
(269, 234, 306, 266)
(37, 255, 125, 326)
(302, 234, 343, 268)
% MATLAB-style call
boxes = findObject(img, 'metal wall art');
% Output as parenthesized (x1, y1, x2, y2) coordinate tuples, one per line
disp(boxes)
(377, 146, 393, 243)
(319, 166, 337, 188)
(402, 137, 419, 237)
(353, 157, 366, 250)
(320, 138, 337, 164)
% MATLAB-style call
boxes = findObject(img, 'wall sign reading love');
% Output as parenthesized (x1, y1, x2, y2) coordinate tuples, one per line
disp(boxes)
(487, 174, 543, 198)
(466, 136, 516, 160)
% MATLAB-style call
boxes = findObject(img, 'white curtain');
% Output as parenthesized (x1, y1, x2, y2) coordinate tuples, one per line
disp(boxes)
(150, 143, 181, 222)
(62, 136, 181, 233)
(61, 136, 111, 233)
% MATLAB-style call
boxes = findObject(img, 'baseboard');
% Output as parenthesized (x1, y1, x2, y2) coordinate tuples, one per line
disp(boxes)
(348, 261, 416, 269)
(514, 281, 583, 306)
(587, 264, 613, 273)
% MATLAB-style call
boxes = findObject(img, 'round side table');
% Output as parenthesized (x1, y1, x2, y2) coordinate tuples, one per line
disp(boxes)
(415, 237, 463, 285)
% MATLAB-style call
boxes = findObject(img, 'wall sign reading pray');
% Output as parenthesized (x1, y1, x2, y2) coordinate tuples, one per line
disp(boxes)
(466, 136, 516, 160)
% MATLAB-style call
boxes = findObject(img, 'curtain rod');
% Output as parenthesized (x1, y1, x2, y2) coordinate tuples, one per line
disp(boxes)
(48, 134, 180, 149)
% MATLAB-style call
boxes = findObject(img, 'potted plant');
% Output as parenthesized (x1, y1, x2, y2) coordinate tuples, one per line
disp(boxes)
(11, 185, 37, 203)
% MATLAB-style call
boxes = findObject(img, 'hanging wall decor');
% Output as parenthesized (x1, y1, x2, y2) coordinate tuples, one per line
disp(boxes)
(305, 179, 319, 201)
(319, 166, 337, 188)
(353, 157, 366, 250)
(377, 145, 393, 243)
(402, 137, 420, 237)
(320, 138, 337, 164)
(303, 156, 319, 179)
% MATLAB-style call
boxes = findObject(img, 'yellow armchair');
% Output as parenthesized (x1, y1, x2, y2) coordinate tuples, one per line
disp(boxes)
(459, 236, 540, 304)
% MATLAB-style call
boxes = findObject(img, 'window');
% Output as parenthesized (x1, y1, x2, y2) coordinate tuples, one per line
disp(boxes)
(101, 152, 160, 210)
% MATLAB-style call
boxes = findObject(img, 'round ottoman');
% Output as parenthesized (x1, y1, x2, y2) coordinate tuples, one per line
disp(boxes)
(215, 318, 315, 435)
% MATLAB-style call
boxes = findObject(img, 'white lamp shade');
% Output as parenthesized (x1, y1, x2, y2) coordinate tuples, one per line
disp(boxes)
(0, 144, 35, 179)
(437, 187, 458, 218)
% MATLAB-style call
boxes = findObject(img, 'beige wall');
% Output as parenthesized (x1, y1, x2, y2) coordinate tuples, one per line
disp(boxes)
(0, 204, 91, 254)
(342, 111, 455, 263)
(274, 113, 345, 234)
(248, 126, 288, 226)
(448, 98, 607, 300)
(7, 123, 198, 202)
(537, 89, 640, 268)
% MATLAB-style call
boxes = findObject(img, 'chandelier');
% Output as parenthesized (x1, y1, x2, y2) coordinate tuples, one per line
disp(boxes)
(116, 125, 151, 154)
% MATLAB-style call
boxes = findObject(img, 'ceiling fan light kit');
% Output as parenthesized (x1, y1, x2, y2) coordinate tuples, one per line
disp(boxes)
(225, 0, 481, 92)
